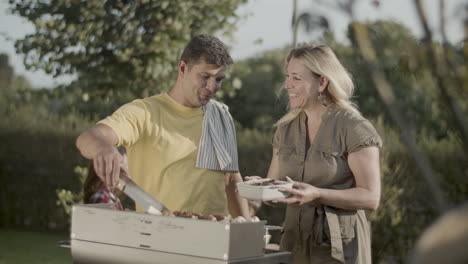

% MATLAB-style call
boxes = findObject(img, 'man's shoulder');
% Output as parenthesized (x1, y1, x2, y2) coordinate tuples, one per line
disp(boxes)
(136, 93, 166, 104)
(128, 93, 167, 111)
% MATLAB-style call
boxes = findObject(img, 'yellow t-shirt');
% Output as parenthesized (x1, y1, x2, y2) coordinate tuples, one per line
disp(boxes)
(98, 93, 228, 215)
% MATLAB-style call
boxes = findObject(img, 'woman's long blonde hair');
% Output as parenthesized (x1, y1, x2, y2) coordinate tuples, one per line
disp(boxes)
(275, 43, 361, 126)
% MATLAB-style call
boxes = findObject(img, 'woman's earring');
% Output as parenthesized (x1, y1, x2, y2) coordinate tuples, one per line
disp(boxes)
(318, 92, 328, 106)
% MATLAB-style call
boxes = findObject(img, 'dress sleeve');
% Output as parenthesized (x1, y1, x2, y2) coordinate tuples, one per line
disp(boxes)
(97, 100, 149, 148)
(346, 119, 382, 153)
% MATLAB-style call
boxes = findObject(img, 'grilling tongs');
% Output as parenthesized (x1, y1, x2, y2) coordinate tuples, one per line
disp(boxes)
(117, 169, 172, 216)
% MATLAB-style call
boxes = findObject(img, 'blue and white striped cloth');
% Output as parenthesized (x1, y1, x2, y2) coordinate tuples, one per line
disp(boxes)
(196, 100, 239, 172)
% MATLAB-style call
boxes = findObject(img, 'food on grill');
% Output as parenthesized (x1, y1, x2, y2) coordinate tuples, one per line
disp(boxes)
(231, 216, 261, 223)
(231, 216, 246, 223)
(172, 211, 228, 221)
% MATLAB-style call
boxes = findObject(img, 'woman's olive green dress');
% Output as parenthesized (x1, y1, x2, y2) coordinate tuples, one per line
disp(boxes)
(273, 108, 382, 264)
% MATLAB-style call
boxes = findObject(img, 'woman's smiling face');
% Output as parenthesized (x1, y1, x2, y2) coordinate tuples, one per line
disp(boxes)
(284, 57, 320, 109)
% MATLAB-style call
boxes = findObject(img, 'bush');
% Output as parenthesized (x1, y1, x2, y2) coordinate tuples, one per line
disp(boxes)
(0, 93, 93, 231)
(370, 118, 467, 262)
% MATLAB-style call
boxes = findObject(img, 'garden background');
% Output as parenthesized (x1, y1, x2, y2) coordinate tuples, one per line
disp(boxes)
(0, 0, 467, 263)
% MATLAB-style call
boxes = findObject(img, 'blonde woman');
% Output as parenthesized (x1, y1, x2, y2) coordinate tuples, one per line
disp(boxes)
(248, 43, 382, 263)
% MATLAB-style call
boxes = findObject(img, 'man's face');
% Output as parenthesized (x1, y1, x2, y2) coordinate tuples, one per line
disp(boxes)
(179, 59, 227, 108)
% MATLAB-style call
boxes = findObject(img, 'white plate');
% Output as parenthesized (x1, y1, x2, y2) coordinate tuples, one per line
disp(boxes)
(237, 180, 293, 201)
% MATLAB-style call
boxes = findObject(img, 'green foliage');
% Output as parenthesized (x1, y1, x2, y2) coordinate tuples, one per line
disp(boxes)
(219, 48, 290, 129)
(237, 127, 274, 176)
(368, 119, 424, 262)
(9, 0, 248, 98)
(0, 75, 93, 230)
(368, 119, 467, 262)
(0, 53, 32, 94)
(56, 166, 87, 216)
(339, 21, 448, 137)
(1, 9, 467, 264)
(0, 54, 14, 91)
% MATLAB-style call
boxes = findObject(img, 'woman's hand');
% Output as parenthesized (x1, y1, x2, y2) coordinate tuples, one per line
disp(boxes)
(244, 176, 262, 181)
(244, 176, 277, 207)
(275, 177, 321, 205)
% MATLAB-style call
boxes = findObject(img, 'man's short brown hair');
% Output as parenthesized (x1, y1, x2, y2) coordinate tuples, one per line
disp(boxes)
(180, 34, 233, 66)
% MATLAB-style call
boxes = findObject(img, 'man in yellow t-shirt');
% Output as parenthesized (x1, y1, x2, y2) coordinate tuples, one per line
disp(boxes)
(76, 34, 250, 218)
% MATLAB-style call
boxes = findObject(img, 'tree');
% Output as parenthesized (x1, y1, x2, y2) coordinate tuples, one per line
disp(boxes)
(0, 53, 32, 96)
(8, 0, 248, 98)
(344, 21, 448, 136)
(0, 54, 14, 91)
(219, 48, 290, 130)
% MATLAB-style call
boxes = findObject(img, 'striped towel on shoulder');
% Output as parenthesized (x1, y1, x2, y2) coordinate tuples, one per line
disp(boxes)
(196, 100, 239, 172)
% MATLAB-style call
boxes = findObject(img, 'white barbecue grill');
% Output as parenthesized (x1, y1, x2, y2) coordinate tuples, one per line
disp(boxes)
(69, 203, 291, 264)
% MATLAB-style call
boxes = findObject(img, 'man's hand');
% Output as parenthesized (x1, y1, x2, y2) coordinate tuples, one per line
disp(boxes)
(225, 172, 251, 220)
(93, 146, 124, 188)
(76, 124, 122, 188)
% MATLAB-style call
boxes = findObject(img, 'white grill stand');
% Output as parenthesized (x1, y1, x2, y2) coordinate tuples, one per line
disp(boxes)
(72, 240, 290, 264)
(70, 204, 291, 264)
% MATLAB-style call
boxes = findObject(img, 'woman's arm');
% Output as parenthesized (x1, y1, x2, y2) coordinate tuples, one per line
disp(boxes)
(277, 146, 381, 211)
(320, 146, 381, 210)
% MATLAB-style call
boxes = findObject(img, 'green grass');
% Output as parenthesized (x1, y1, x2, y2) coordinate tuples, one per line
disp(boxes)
(0, 229, 72, 264)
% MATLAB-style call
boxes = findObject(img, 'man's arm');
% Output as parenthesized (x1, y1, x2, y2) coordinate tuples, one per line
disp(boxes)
(76, 124, 122, 187)
(266, 148, 280, 180)
(224, 172, 251, 220)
